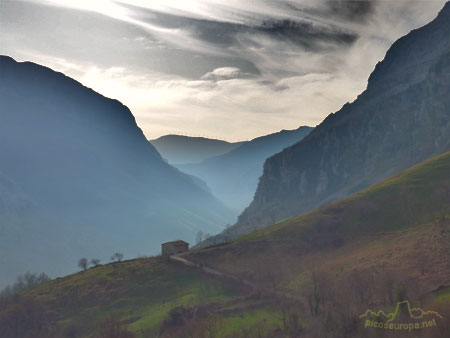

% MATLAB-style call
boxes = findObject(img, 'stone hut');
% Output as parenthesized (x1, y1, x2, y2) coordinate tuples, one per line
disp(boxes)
(161, 240, 189, 257)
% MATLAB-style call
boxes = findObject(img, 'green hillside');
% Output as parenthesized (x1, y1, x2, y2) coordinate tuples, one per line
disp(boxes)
(244, 150, 450, 240)
(190, 152, 450, 282)
(0, 258, 248, 337)
(1, 152, 450, 338)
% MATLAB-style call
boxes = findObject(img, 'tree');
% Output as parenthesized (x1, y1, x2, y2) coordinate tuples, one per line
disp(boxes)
(308, 270, 329, 316)
(111, 253, 124, 262)
(196, 231, 203, 245)
(90, 258, 101, 267)
(78, 258, 88, 271)
(0, 272, 50, 300)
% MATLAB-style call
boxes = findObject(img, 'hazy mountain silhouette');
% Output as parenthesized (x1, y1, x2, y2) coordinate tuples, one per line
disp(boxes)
(0, 55, 234, 287)
(201, 1, 450, 243)
(150, 135, 244, 164)
(177, 126, 312, 214)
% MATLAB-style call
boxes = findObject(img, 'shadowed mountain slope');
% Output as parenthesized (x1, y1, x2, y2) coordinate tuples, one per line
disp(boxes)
(0, 55, 233, 287)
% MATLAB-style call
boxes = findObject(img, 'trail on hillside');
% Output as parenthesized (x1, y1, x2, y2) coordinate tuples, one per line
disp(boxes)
(169, 254, 304, 303)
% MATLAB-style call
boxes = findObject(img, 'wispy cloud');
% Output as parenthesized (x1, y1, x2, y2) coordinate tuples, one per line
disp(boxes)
(2, 0, 447, 140)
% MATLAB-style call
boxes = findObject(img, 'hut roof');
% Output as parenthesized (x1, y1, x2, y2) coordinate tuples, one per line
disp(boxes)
(163, 240, 189, 247)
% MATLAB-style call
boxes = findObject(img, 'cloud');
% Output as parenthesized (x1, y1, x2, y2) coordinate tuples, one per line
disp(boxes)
(257, 19, 358, 50)
(125, 4, 360, 52)
(3, 0, 448, 141)
(324, 0, 377, 22)
(201, 67, 250, 81)
(28, 56, 364, 141)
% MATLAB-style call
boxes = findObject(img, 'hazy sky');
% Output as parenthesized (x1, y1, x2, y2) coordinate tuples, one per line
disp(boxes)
(1, 0, 447, 141)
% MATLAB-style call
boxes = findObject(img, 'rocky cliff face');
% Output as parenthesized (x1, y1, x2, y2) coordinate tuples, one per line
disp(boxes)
(217, 2, 450, 239)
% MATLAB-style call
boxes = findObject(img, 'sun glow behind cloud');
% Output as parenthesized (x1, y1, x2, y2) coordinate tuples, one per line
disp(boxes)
(36, 0, 129, 19)
(2, 0, 447, 141)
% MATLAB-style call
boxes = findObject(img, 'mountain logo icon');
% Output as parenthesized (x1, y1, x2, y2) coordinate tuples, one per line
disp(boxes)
(360, 300, 443, 322)
(360, 301, 443, 331)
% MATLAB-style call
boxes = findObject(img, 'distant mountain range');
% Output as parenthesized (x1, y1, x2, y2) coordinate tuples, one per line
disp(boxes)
(0, 55, 234, 287)
(150, 135, 244, 164)
(202, 2, 450, 244)
(177, 127, 313, 214)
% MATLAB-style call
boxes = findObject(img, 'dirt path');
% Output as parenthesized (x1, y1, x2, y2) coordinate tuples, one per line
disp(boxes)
(169, 254, 304, 304)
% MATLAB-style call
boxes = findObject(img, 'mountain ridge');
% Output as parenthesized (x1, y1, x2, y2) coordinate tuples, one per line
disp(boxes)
(0, 55, 233, 287)
(150, 134, 244, 164)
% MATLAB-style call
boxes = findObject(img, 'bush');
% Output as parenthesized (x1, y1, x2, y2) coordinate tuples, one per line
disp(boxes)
(97, 315, 136, 338)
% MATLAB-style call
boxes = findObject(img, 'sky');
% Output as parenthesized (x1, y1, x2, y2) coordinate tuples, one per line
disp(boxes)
(0, 0, 447, 141)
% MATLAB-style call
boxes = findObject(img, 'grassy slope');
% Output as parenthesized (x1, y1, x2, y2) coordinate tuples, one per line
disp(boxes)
(187, 151, 450, 310)
(25, 258, 244, 336)
(250, 149, 450, 239)
(14, 151, 450, 337)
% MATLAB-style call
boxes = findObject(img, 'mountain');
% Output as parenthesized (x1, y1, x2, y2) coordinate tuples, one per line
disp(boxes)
(4, 149, 450, 338)
(0, 55, 234, 288)
(150, 135, 244, 164)
(214, 2, 450, 240)
(177, 126, 313, 214)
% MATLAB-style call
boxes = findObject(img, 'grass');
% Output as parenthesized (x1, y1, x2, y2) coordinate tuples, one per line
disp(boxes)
(222, 307, 282, 335)
(433, 287, 450, 303)
(26, 257, 242, 337)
